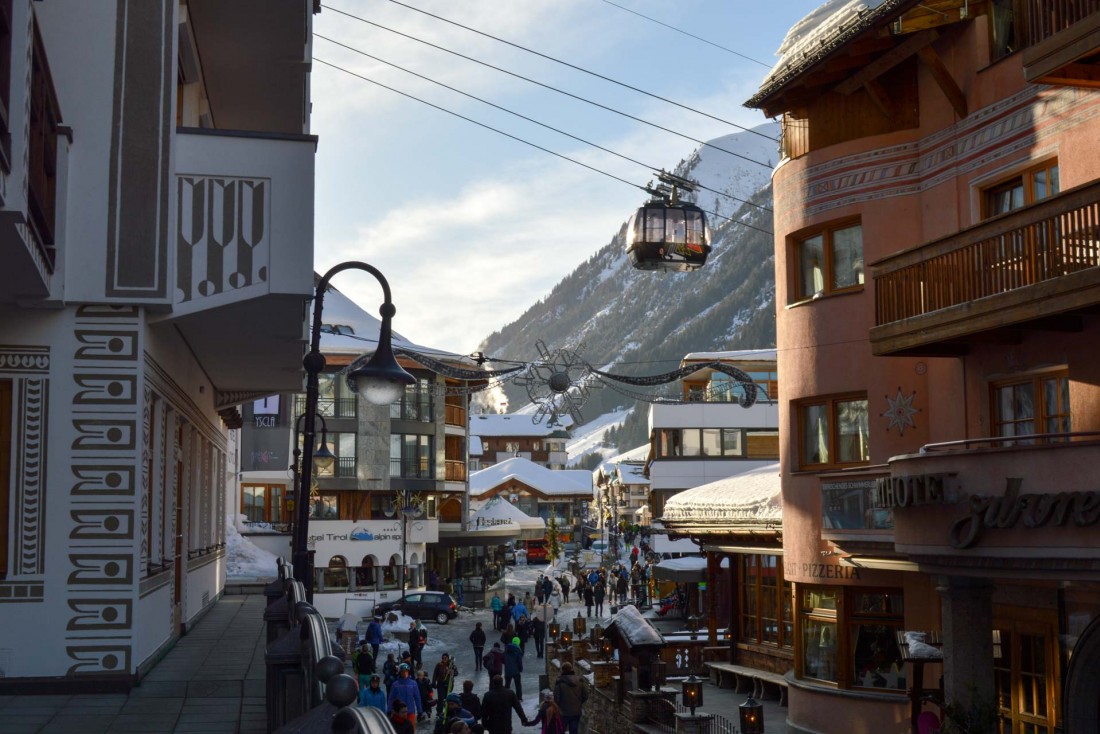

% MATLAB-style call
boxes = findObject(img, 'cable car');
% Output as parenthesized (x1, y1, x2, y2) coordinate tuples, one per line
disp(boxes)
(625, 173, 711, 272)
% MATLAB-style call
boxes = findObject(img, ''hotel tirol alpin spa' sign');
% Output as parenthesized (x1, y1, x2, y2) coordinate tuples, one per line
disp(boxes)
(876, 474, 1100, 549)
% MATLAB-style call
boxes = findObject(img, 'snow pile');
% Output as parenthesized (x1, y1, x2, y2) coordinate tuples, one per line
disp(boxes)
(903, 631, 942, 659)
(225, 514, 281, 579)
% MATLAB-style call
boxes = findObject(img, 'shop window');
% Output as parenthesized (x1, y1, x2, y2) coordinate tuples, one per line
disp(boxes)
(994, 619, 1057, 733)
(797, 395, 870, 469)
(991, 371, 1070, 443)
(383, 554, 400, 589)
(0, 380, 10, 578)
(799, 586, 905, 691)
(356, 556, 377, 588)
(740, 555, 793, 649)
(241, 483, 285, 524)
(317, 555, 349, 592)
(983, 160, 1059, 218)
(793, 221, 863, 301)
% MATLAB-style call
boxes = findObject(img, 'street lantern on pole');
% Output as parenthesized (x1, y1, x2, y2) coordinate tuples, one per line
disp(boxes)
(290, 412, 336, 534)
(293, 261, 415, 601)
(383, 491, 423, 603)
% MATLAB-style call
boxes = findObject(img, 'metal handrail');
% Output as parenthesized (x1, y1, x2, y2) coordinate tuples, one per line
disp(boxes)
(333, 704, 399, 734)
(919, 431, 1100, 453)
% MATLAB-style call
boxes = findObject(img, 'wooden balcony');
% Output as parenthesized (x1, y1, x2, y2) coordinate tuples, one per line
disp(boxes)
(870, 180, 1100, 356)
(444, 460, 467, 482)
(1022, 0, 1100, 87)
(444, 403, 467, 428)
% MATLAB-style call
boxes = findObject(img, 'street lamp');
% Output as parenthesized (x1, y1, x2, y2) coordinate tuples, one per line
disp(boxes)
(290, 411, 335, 535)
(383, 491, 423, 603)
(293, 262, 415, 600)
(739, 694, 764, 734)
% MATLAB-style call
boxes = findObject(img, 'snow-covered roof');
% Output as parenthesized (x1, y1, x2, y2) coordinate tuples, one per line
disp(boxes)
(746, 0, 908, 109)
(469, 496, 546, 532)
(469, 413, 571, 437)
(681, 348, 777, 363)
(470, 457, 593, 497)
(661, 462, 782, 526)
(605, 604, 664, 648)
(469, 436, 484, 456)
(654, 556, 730, 572)
(616, 463, 649, 486)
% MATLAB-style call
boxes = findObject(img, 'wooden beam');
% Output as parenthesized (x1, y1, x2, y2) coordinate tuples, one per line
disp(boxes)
(1039, 62, 1100, 87)
(1020, 314, 1085, 332)
(917, 45, 968, 118)
(835, 29, 938, 95)
(864, 78, 896, 120)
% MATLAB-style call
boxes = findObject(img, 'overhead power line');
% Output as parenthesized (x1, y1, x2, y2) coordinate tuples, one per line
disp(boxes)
(598, 0, 773, 68)
(313, 57, 774, 237)
(315, 34, 771, 214)
(365, 0, 778, 141)
(318, 5, 778, 170)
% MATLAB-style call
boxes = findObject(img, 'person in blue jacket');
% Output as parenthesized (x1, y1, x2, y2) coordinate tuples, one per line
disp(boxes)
(366, 616, 384, 660)
(387, 663, 424, 725)
(359, 674, 387, 711)
(504, 636, 525, 700)
(511, 599, 528, 624)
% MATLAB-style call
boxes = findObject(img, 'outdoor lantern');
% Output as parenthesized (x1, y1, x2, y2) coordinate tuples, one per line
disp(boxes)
(600, 636, 613, 661)
(573, 611, 587, 635)
(592, 623, 603, 647)
(562, 629, 573, 645)
(312, 434, 336, 471)
(649, 659, 668, 689)
(549, 621, 560, 641)
(682, 674, 703, 715)
(739, 694, 763, 734)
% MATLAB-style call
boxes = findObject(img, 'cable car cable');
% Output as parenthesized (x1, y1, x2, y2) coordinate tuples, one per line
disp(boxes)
(365, 0, 778, 141)
(316, 34, 771, 214)
(598, 0, 773, 68)
(315, 58, 774, 236)
(317, 7, 779, 169)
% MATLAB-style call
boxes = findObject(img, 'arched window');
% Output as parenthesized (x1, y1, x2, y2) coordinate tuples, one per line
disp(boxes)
(383, 554, 401, 589)
(357, 555, 377, 588)
(323, 555, 349, 591)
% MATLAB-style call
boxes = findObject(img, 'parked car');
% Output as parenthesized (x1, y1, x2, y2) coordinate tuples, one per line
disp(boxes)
(373, 591, 458, 624)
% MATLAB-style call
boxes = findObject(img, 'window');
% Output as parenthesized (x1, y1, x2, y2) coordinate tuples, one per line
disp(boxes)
(655, 428, 777, 459)
(793, 222, 863, 300)
(310, 493, 339, 520)
(28, 19, 61, 250)
(991, 371, 1070, 442)
(313, 432, 356, 478)
(0, 0, 13, 172)
(990, 0, 1026, 61)
(983, 161, 1059, 218)
(241, 483, 285, 525)
(356, 556, 376, 588)
(799, 586, 905, 691)
(994, 618, 1057, 734)
(0, 380, 10, 578)
(390, 434, 434, 478)
(798, 395, 869, 469)
(740, 555, 793, 649)
(390, 377, 434, 422)
(312, 372, 357, 418)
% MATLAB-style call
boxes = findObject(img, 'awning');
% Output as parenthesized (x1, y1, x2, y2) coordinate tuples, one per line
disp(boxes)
(651, 555, 729, 583)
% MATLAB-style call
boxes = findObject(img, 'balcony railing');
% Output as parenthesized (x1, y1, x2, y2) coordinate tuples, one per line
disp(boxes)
(444, 460, 467, 482)
(389, 458, 435, 479)
(445, 403, 467, 427)
(294, 394, 356, 420)
(1023, 0, 1100, 47)
(872, 180, 1100, 345)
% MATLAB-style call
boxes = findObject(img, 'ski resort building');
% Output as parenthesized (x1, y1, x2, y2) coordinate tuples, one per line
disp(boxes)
(469, 413, 571, 470)
(748, 2, 1100, 732)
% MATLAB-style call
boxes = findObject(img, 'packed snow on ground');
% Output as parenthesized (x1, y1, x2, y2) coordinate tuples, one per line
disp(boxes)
(225, 514, 280, 579)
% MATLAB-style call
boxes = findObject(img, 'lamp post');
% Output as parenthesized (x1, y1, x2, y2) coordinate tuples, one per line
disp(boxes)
(289, 411, 335, 536)
(383, 490, 423, 604)
(293, 261, 415, 601)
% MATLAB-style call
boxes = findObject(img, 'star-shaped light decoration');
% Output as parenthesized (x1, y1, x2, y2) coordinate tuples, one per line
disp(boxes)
(882, 388, 919, 436)
(512, 340, 592, 426)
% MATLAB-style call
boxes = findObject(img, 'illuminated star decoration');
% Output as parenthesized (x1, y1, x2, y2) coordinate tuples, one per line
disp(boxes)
(511, 340, 592, 427)
(882, 388, 919, 436)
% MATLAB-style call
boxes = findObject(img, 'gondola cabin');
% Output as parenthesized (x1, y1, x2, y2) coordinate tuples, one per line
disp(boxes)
(625, 201, 711, 272)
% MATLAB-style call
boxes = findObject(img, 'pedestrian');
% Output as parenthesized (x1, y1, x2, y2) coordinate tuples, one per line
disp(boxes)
(594, 582, 605, 617)
(484, 642, 504, 678)
(504, 636, 524, 699)
(432, 652, 458, 717)
(389, 700, 416, 734)
(532, 614, 546, 659)
(559, 575, 570, 603)
(359, 674, 387, 711)
(511, 598, 528, 624)
(430, 569, 440, 591)
(366, 615, 384, 660)
(500, 623, 515, 649)
(583, 586, 594, 617)
(534, 574, 544, 605)
(417, 669, 435, 720)
(480, 674, 528, 734)
(469, 621, 487, 672)
(407, 622, 424, 670)
(616, 572, 628, 605)
(434, 692, 478, 734)
(553, 663, 586, 734)
(540, 575, 552, 603)
(516, 615, 530, 654)
(549, 586, 561, 618)
(383, 653, 399, 693)
(387, 663, 423, 725)
(527, 690, 565, 734)
(491, 592, 504, 630)
(353, 641, 375, 687)
(459, 679, 483, 721)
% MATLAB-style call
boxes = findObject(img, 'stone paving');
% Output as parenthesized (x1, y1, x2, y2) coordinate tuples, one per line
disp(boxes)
(0, 594, 267, 734)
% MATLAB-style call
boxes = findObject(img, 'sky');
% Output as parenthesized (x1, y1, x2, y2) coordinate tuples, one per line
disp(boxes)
(311, 0, 824, 355)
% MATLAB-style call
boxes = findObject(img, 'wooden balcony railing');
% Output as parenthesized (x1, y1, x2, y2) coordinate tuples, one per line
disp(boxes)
(27, 18, 60, 263)
(1023, 0, 1100, 47)
(444, 459, 467, 482)
(445, 403, 467, 427)
(873, 180, 1100, 326)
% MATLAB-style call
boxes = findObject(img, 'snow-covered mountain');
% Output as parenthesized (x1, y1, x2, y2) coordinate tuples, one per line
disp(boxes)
(476, 124, 779, 461)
